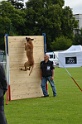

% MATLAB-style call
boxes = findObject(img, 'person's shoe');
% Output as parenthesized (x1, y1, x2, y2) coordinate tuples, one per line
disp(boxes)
(53, 95, 56, 97)
(44, 95, 49, 97)
(41, 95, 49, 98)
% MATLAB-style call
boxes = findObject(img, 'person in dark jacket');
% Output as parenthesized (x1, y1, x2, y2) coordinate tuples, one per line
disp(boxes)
(40, 54, 56, 97)
(0, 64, 8, 124)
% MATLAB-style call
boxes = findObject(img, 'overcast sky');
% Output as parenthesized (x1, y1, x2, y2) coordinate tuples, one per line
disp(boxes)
(0, 0, 82, 14)
(64, 0, 82, 14)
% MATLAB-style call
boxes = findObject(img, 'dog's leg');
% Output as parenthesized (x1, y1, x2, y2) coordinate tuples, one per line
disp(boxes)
(29, 65, 34, 76)
(20, 62, 27, 71)
(20, 62, 31, 71)
(20, 67, 30, 71)
(20, 68, 27, 71)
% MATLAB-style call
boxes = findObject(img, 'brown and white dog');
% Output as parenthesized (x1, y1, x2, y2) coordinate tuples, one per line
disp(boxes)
(20, 37, 34, 76)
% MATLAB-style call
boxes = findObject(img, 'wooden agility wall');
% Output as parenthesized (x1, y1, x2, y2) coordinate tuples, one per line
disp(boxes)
(6, 36, 44, 100)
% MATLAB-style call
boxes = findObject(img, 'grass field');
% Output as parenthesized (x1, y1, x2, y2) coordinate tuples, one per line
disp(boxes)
(5, 67, 82, 124)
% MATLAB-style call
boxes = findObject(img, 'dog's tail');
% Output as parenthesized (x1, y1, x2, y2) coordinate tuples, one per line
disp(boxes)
(29, 65, 34, 76)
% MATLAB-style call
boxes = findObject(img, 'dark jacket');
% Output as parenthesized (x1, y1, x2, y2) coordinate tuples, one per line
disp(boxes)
(40, 60, 54, 77)
(0, 64, 8, 97)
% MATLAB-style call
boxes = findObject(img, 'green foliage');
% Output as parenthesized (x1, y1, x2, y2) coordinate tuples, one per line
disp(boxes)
(0, 0, 78, 50)
(51, 36, 72, 50)
(0, 1, 26, 49)
(0, 16, 11, 34)
(25, 0, 77, 51)
(7, 0, 24, 9)
(5, 67, 82, 124)
(61, 6, 78, 40)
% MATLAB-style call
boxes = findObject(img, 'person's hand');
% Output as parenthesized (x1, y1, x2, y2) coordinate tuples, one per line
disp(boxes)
(51, 76, 54, 80)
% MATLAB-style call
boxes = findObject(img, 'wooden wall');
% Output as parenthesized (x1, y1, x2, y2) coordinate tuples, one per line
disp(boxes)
(7, 36, 44, 100)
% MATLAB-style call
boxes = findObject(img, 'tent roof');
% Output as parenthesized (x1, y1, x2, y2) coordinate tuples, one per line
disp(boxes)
(60, 45, 82, 53)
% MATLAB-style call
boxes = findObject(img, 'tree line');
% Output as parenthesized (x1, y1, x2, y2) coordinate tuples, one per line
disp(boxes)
(0, 0, 81, 51)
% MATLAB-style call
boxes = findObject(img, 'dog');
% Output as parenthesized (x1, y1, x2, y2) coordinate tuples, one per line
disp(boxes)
(20, 37, 34, 76)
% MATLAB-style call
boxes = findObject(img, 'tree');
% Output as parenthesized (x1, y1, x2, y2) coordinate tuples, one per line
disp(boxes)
(0, 1, 26, 34)
(7, 0, 24, 9)
(50, 36, 72, 51)
(25, 0, 78, 51)
(0, 1, 26, 49)
(0, 0, 78, 51)
(25, 0, 64, 50)
(61, 6, 78, 40)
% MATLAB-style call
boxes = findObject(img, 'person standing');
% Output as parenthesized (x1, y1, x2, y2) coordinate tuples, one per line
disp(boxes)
(40, 54, 56, 97)
(0, 64, 8, 124)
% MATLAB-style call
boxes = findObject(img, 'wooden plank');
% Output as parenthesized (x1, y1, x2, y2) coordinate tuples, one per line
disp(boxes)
(9, 67, 41, 77)
(7, 36, 44, 100)
(8, 36, 44, 47)
(8, 47, 44, 60)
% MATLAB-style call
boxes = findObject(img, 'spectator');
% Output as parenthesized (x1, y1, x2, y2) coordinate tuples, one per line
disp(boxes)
(0, 64, 8, 124)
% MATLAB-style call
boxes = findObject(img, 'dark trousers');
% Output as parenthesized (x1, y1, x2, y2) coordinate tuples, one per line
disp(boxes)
(0, 96, 7, 124)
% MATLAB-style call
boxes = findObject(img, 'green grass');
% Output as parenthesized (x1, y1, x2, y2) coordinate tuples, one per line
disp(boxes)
(5, 67, 82, 124)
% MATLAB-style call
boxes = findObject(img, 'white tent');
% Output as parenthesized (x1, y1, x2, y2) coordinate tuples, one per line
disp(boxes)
(58, 45, 82, 67)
